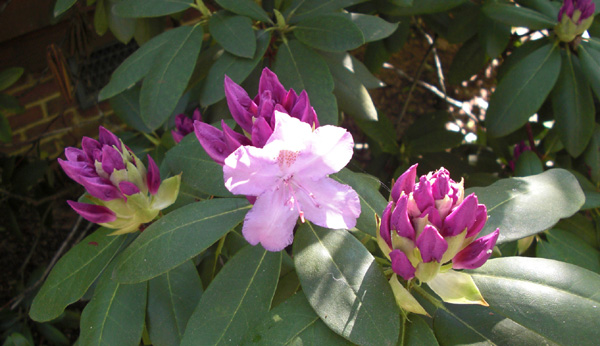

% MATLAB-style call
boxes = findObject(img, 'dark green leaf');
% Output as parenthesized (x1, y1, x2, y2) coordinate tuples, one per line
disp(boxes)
(140, 25, 203, 130)
(215, 0, 272, 23)
(376, 0, 466, 16)
(35, 323, 69, 346)
(287, 0, 365, 23)
(584, 124, 600, 184)
(243, 292, 353, 345)
(332, 168, 387, 237)
(99, 27, 185, 101)
(271, 270, 300, 308)
(94, 0, 109, 36)
(344, 13, 398, 43)
(293, 14, 364, 52)
(147, 261, 203, 346)
(181, 246, 281, 346)
(552, 50, 595, 157)
(113, 198, 250, 283)
(556, 213, 599, 249)
(209, 12, 256, 58)
(403, 315, 438, 346)
(0, 67, 24, 91)
(537, 228, 600, 273)
(109, 86, 152, 133)
(53, 0, 77, 17)
(445, 3, 480, 44)
(486, 42, 561, 137)
(114, 0, 193, 18)
(3, 333, 33, 346)
(107, 0, 136, 43)
(29, 228, 125, 322)
(467, 169, 585, 244)
(496, 38, 548, 81)
(514, 150, 543, 177)
(320, 52, 377, 121)
(79, 264, 147, 346)
(0, 112, 11, 143)
(406, 129, 464, 155)
(478, 15, 511, 58)
(0, 94, 23, 112)
(482, 3, 557, 30)
(294, 223, 400, 346)
(274, 40, 337, 125)
(578, 43, 600, 101)
(347, 55, 385, 89)
(200, 30, 270, 106)
(165, 134, 233, 197)
(355, 113, 399, 154)
(515, 0, 560, 19)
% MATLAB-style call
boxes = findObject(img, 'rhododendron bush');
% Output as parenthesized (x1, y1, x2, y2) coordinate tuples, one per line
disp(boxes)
(16, 0, 600, 345)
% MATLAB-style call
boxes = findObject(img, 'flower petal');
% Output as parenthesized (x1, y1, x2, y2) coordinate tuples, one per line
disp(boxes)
(414, 176, 434, 212)
(119, 181, 140, 195)
(146, 154, 161, 195)
(296, 177, 360, 230)
(390, 249, 416, 281)
(81, 176, 123, 201)
(67, 200, 116, 223)
(443, 193, 478, 237)
(379, 201, 394, 248)
(452, 229, 500, 270)
(224, 75, 254, 133)
(416, 225, 448, 263)
(98, 126, 122, 150)
(466, 204, 487, 238)
(223, 145, 280, 196)
(101, 144, 126, 174)
(193, 121, 229, 165)
(242, 187, 299, 251)
(258, 67, 287, 102)
(251, 116, 273, 148)
(391, 164, 417, 202)
(390, 195, 415, 240)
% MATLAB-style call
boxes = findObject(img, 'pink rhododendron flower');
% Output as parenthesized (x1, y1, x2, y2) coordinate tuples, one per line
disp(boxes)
(223, 111, 361, 251)
(556, 0, 595, 41)
(379, 164, 499, 282)
(172, 108, 202, 143)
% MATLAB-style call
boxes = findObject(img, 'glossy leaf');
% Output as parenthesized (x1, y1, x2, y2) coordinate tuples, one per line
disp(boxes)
(3, 333, 33, 346)
(29, 228, 125, 322)
(403, 315, 438, 346)
(243, 292, 353, 345)
(140, 25, 203, 130)
(209, 12, 256, 58)
(294, 14, 364, 52)
(584, 124, 600, 185)
(165, 134, 233, 197)
(482, 3, 557, 30)
(181, 246, 281, 346)
(113, 198, 250, 283)
(436, 257, 600, 345)
(552, 50, 595, 157)
(537, 228, 600, 273)
(287, 0, 365, 23)
(215, 0, 272, 23)
(578, 43, 600, 102)
(0, 67, 24, 91)
(109, 86, 152, 133)
(467, 169, 585, 244)
(486, 42, 561, 137)
(556, 213, 599, 249)
(376, 0, 466, 16)
(478, 16, 511, 59)
(293, 223, 400, 346)
(106, 0, 136, 43)
(355, 113, 400, 154)
(114, 0, 193, 18)
(79, 264, 147, 346)
(99, 27, 186, 101)
(147, 261, 203, 346)
(332, 168, 387, 237)
(514, 151, 543, 177)
(344, 13, 398, 43)
(200, 30, 270, 106)
(274, 40, 337, 125)
(516, 0, 559, 18)
(53, 0, 77, 17)
(94, 0, 109, 35)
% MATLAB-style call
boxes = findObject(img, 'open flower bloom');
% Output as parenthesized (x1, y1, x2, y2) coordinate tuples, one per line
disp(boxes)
(378, 164, 499, 311)
(556, 0, 595, 42)
(59, 127, 181, 235)
(195, 68, 319, 164)
(223, 111, 361, 251)
(172, 108, 202, 143)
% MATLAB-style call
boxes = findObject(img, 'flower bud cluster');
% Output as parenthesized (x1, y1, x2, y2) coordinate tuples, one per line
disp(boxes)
(556, 0, 596, 42)
(172, 108, 201, 143)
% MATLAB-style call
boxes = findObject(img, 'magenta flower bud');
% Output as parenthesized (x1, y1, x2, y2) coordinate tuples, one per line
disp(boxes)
(194, 121, 251, 165)
(172, 109, 202, 143)
(379, 164, 499, 282)
(251, 116, 273, 148)
(59, 127, 181, 235)
(556, 0, 596, 42)
(224, 75, 255, 133)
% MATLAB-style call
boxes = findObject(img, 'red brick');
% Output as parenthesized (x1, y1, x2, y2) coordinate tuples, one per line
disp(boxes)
(17, 79, 62, 106)
(7, 105, 44, 131)
(45, 95, 73, 117)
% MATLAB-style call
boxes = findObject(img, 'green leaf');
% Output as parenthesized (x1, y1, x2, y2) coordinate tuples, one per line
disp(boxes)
(271, 269, 301, 308)
(200, 30, 271, 106)
(243, 292, 353, 345)
(29, 228, 125, 322)
(0, 67, 24, 91)
(537, 228, 600, 273)
(552, 50, 595, 157)
(486, 42, 561, 137)
(3, 333, 33, 346)
(376, 0, 466, 16)
(516, 0, 560, 19)
(106, 0, 137, 43)
(53, 0, 77, 17)
(215, 0, 272, 23)
(165, 134, 233, 197)
(466, 169, 585, 244)
(113, 0, 192, 18)
(209, 12, 256, 58)
(293, 14, 364, 52)
(568, 169, 600, 210)
(496, 37, 548, 81)
(405, 111, 463, 154)
(181, 246, 281, 346)
(0, 94, 23, 112)
(344, 13, 398, 43)
(109, 86, 152, 133)
(140, 25, 203, 130)
(556, 213, 599, 249)
(445, 3, 480, 44)
(320, 52, 377, 121)
(147, 261, 204, 346)
(113, 198, 250, 283)
(35, 323, 69, 346)
(478, 16, 511, 59)
(99, 27, 186, 101)
(482, 3, 557, 30)
(94, 0, 109, 36)
(79, 264, 147, 346)
(274, 39, 337, 125)
(514, 150, 543, 177)
(578, 43, 600, 103)
(584, 124, 600, 184)
(403, 315, 438, 346)
(347, 55, 386, 89)
(332, 168, 387, 237)
(442, 257, 600, 344)
(0, 112, 11, 143)
(293, 223, 400, 346)
(355, 113, 400, 154)
(286, 0, 366, 23)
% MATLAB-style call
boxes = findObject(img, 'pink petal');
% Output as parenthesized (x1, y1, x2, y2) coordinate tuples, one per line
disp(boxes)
(251, 117, 273, 148)
(146, 154, 161, 195)
(101, 145, 126, 174)
(380, 201, 394, 248)
(119, 181, 140, 195)
(416, 225, 448, 263)
(295, 177, 361, 230)
(98, 126, 122, 150)
(452, 229, 500, 270)
(81, 176, 123, 201)
(67, 200, 116, 223)
(391, 164, 417, 202)
(194, 121, 229, 165)
(224, 75, 254, 133)
(443, 193, 478, 237)
(172, 130, 184, 144)
(414, 176, 434, 212)
(466, 204, 487, 238)
(431, 168, 450, 200)
(241, 187, 299, 251)
(192, 108, 202, 122)
(391, 195, 415, 240)
(223, 145, 280, 196)
(390, 249, 416, 281)
(258, 67, 287, 102)
(221, 120, 251, 152)
(64, 147, 86, 162)
(81, 137, 102, 161)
